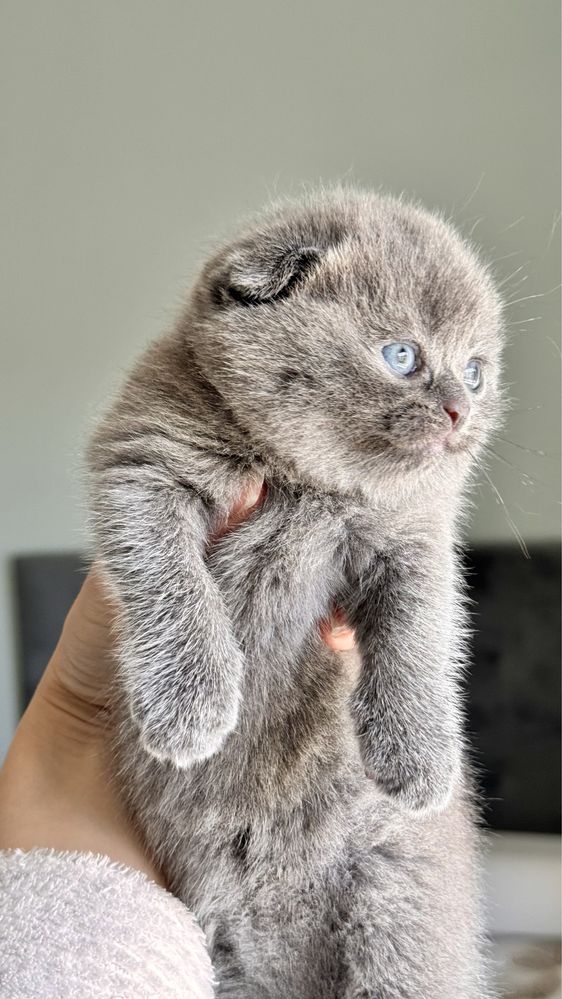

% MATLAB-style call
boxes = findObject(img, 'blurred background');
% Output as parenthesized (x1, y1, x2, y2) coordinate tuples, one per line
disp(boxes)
(1, 2, 560, 994)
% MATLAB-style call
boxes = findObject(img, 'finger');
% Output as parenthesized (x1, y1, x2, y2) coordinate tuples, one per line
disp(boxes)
(211, 478, 266, 544)
(319, 609, 356, 652)
(62, 569, 116, 654)
(51, 569, 118, 704)
(226, 478, 266, 529)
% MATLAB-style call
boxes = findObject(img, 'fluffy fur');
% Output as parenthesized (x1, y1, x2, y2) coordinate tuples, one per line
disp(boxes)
(87, 188, 504, 997)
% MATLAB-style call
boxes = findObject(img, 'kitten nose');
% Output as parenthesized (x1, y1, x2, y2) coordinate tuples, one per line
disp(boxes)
(443, 397, 469, 430)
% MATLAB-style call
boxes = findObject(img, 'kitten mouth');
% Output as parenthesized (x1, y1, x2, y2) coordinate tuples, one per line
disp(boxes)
(414, 431, 471, 458)
(390, 438, 447, 463)
(387, 430, 469, 461)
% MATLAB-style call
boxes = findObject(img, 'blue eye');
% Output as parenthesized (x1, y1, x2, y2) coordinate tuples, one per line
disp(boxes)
(382, 342, 418, 376)
(464, 359, 482, 391)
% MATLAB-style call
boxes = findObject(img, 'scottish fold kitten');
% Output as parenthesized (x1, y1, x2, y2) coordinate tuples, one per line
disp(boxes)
(88, 188, 503, 998)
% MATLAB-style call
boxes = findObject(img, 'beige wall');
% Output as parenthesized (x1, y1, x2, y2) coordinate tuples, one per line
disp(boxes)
(1, 0, 560, 755)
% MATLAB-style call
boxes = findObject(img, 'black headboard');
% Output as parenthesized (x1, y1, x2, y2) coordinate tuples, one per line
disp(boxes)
(12, 544, 561, 834)
(13, 553, 87, 708)
(464, 544, 560, 834)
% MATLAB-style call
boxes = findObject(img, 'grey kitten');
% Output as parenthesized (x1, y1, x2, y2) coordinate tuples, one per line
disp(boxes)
(88, 188, 504, 998)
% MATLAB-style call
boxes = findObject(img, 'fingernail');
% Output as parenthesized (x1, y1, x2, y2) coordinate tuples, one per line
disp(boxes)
(242, 479, 265, 510)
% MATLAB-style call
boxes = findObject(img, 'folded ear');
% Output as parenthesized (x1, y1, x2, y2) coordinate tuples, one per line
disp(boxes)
(226, 245, 321, 305)
(203, 202, 348, 308)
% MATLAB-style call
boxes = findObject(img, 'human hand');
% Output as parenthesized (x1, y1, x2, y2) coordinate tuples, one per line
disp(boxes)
(0, 563, 164, 879)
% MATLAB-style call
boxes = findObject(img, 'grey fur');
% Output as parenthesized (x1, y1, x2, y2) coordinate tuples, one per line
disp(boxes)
(87, 188, 504, 997)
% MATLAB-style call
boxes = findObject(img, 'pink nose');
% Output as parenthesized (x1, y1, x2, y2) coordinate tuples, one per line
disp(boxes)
(443, 398, 469, 429)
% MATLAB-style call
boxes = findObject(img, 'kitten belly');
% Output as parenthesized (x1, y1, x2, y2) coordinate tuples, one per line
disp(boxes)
(121, 737, 483, 999)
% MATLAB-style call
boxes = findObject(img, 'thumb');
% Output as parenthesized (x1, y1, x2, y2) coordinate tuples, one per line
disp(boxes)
(224, 478, 267, 531)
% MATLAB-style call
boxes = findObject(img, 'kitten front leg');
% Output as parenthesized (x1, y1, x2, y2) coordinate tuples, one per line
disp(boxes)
(92, 469, 244, 767)
(344, 538, 463, 812)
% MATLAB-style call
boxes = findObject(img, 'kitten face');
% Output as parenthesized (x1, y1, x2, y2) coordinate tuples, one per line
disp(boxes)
(187, 189, 504, 499)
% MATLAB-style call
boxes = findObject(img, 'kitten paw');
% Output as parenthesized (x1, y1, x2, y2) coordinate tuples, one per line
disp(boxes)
(126, 646, 244, 768)
(360, 734, 460, 813)
(137, 708, 238, 768)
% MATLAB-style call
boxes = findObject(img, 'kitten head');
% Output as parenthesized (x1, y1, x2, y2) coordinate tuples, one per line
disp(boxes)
(187, 188, 504, 500)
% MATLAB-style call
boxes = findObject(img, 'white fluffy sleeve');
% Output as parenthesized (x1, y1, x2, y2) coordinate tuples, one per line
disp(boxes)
(0, 848, 215, 998)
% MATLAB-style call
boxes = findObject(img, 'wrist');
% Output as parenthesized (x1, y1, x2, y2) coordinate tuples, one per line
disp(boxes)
(0, 658, 162, 884)
(0, 706, 106, 852)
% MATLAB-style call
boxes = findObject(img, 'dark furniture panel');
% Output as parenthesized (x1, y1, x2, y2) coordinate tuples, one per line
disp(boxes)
(465, 545, 561, 833)
(13, 553, 87, 709)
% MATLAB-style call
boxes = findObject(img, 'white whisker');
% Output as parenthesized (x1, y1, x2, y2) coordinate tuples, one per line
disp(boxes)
(545, 210, 561, 253)
(506, 284, 561, 308)
(496, 436, 548, 458)
(456, 172, 486, 215)
(498, 215, 525, 234)
(480, 465, 530, 559)
(497, 265, 526, 289)
(505, 316, 542, 327)
(546, 335, 561, 359)
(491, 250, 522, 265)
(467, 215, 485, 238)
